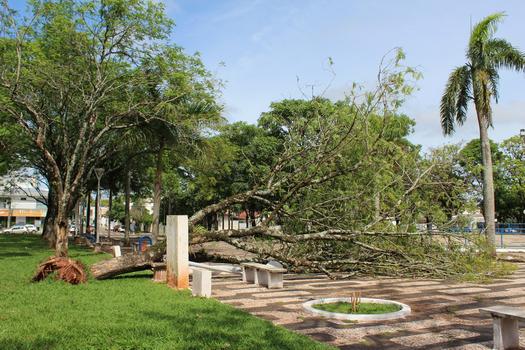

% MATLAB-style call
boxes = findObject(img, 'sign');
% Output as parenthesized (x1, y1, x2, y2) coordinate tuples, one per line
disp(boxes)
(0, 209, 46, 217)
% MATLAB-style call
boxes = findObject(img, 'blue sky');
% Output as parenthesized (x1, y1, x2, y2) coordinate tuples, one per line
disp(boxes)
(10, 0, 525, 149)
(164, 0, 525, 149)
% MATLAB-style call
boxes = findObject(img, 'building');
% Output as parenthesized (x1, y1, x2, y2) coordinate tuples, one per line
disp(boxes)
(0, 179, 48, 230)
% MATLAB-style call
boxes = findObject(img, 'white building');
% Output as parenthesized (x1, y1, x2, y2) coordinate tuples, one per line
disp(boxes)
(0, 176, 48, 230)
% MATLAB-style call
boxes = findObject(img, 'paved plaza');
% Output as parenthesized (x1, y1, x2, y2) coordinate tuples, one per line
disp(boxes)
(211, 265, 525, 349)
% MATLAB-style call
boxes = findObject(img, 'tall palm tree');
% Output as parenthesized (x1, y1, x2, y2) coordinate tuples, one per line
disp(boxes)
(440, 12, 525, 252)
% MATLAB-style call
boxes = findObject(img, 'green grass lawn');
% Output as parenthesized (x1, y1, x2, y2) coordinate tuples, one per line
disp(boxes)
(0, 235, 333, 350)
(313, 301, 401, 314)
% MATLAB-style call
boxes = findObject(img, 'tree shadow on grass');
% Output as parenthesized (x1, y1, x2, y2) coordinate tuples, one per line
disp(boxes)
(0, 252, 32, 258)
(107, 273, 153, 280)
(104, 270, 153, 280)
(0, 337, 57, 350)
(142, 308, 330, 350)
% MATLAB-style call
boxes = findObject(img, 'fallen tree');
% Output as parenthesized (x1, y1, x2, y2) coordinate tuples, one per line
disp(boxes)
(91, 53, 509, 281)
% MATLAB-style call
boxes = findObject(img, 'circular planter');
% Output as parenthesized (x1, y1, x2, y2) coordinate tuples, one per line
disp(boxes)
(302, 297, 411, 321)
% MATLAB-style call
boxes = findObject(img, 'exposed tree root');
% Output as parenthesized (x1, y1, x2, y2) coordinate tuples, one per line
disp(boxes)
(33, 256, 87, 284)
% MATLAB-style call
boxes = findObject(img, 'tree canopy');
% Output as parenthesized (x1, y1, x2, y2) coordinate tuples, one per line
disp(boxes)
(0, 0, 221, 255)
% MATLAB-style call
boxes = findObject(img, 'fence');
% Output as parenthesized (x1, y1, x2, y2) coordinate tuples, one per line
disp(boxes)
(456, 223, 525, 248)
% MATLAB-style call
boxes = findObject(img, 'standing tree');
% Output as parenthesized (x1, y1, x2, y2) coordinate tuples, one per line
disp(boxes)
(440, 12, 525, 251)
(138, 47, 221, 240)
(0, 0, 215, 256)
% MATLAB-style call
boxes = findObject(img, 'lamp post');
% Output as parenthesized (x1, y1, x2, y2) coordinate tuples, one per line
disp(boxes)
(6, 198, 12, 229)
(94, 168, 104, 244)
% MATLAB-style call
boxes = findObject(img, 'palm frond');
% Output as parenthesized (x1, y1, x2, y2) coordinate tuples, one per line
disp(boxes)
(470, 12, 506, 45)
(468, 12, 506, 62)
(486, 38, 525, 72)
(455, 67, 472, 126)
(440, 65, 471, 135)
(486, 66, 500, 103)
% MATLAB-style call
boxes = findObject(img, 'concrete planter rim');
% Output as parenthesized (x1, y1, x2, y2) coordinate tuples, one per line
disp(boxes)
(302, 297, 411, 321)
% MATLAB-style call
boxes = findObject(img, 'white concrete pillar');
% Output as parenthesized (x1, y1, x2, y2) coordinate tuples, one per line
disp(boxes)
(166, 215, 189, 289)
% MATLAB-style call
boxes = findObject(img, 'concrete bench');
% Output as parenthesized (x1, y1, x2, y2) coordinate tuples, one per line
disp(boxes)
(241, 262, 286, 289)
(480, 306, 525, 349)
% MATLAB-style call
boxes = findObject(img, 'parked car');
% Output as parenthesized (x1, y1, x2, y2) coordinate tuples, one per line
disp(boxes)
(4, 225, 28, 234)
(24, 224, 38, 233)
(113, 225, 125, 233)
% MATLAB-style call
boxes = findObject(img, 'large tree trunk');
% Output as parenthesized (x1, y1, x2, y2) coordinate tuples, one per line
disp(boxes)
(477, 114, 496, 253)
(91, 255, 153, 279)
(74, 200, 81, 237)
(54, 204, 70, 257)
(151, 143, 164, 240)
(90, 240, 166, 279)
(42, 186, 57, 246)
(125, 170, 131, 243)
(55, 222, 69, 257)
(250, 207, 256, 227)
(79, 198, 84, 236)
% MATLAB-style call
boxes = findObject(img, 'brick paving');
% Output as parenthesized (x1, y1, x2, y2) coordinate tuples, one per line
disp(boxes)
(211, 265, 525, 349)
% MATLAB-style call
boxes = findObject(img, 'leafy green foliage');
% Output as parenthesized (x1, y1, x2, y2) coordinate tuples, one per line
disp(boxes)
(458, 139, 502, 200)
(498, 136, 525, 222)
(458, 136, 525, 222)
